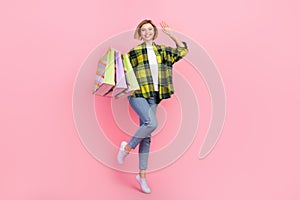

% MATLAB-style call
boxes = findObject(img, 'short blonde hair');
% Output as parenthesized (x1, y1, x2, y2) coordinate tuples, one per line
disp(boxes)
(134, 19, 158, 40)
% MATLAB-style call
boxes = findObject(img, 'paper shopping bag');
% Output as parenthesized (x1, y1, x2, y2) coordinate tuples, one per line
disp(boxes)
(114, 53, 140, 98)
(92, 48, 116, 96)
(112, 51, 127, 97)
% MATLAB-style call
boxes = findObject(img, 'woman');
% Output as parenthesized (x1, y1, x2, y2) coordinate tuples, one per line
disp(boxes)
(117, 19, 188, 193)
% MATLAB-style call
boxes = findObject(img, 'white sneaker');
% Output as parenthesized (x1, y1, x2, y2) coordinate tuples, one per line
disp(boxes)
(117, 141, 128, 164)
(136, 174, 151, 194)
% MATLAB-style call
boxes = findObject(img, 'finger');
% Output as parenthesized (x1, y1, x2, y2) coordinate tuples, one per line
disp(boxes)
(161, 21, 169, 28)
(162, 21, 169, 27)
(160, 22, 164, 29)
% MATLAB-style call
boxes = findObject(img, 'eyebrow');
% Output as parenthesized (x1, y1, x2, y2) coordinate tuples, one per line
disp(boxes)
(141, 27, 153, 30)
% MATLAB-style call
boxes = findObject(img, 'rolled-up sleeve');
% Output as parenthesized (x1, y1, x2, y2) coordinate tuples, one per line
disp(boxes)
(165, 41, 189, 63)
(176, 41, 189, 58)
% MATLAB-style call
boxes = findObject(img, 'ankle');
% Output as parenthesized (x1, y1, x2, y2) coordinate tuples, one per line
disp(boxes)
(124, 144, 131, 153)
(139, 171, 146, 179)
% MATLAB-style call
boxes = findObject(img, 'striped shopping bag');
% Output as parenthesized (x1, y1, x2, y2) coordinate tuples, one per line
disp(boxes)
(92, 48, 116, 96)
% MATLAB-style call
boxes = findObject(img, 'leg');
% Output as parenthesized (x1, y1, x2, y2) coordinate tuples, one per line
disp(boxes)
(117, 96, 157, 165)
(139, 136, 151, 175)
(121, 96, 157, 194)
(127, 96, 157, 149)
(137, 97, 157, 180)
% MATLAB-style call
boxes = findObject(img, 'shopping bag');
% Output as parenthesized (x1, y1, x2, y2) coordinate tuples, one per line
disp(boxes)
(112, 51, 127, 97)
(92, 48, 116, 96)
(114, 53, 140, 98)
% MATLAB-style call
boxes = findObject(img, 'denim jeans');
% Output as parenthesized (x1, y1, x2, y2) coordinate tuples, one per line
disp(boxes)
(127, 95, 158, 170)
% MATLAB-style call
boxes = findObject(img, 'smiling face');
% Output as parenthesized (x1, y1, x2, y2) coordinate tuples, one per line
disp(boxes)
(139, 23, 155, 42)
(134, 19, 158, 41)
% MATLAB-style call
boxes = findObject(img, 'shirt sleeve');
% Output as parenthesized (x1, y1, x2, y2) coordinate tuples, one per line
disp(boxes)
(164, 41, 189, 64)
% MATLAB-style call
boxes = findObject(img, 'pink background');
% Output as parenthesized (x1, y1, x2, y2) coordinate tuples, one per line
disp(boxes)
(1, 0, 300, 199)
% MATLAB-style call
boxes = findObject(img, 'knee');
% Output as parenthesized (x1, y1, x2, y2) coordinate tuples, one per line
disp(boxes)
(144, 120, 158, 131)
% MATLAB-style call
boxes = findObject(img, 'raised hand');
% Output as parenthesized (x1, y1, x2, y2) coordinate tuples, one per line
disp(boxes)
(160, 21, 185, 47)
(160, 21, 174, 37)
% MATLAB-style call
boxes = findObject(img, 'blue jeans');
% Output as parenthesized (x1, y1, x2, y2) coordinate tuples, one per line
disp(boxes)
(127, 95, 158, 170)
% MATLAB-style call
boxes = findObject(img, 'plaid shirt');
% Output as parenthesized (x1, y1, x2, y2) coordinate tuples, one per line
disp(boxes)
(128, 41, 188, 100)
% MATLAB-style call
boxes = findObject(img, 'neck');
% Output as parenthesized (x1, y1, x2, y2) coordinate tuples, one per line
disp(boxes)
(144, 40, 153, 46)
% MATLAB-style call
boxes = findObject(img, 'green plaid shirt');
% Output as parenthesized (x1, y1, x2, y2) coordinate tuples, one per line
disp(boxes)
(128, 41, 188, 100)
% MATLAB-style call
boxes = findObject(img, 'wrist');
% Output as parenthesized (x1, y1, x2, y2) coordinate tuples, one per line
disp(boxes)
(168, 32, 175, 38)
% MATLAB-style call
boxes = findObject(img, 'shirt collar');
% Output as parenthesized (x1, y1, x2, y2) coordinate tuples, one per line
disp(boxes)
(141, 41, 158, 48)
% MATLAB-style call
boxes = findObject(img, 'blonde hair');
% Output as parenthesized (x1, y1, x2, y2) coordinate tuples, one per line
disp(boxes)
(134, 19, 158, 40)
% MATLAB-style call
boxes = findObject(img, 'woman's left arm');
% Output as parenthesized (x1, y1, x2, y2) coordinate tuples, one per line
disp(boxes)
(160, 21, 185, 47)
(160, 21, 188, 62)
